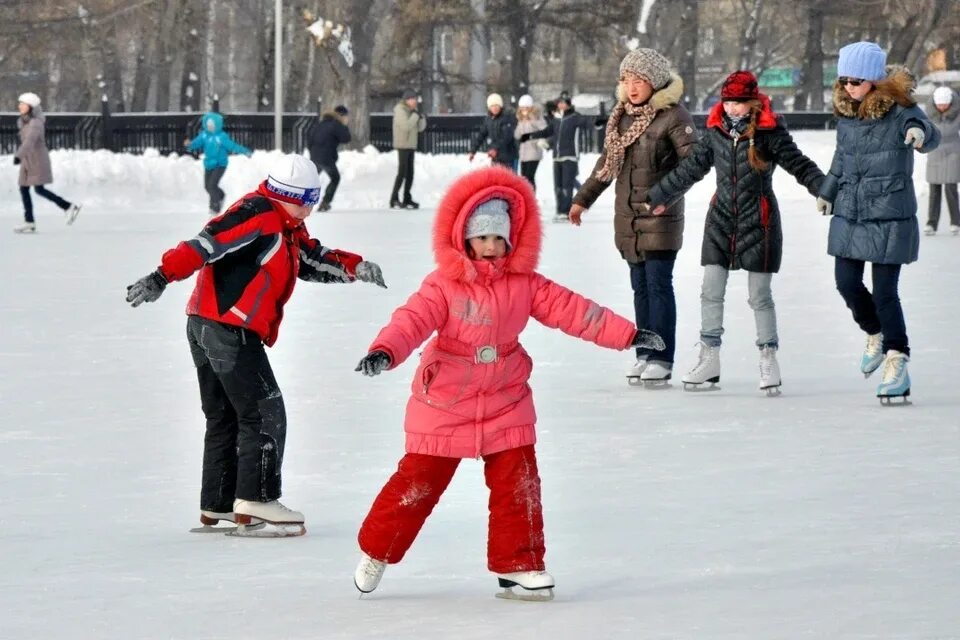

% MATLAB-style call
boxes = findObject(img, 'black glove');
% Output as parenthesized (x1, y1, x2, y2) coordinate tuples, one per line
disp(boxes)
(13, 157, 20, 165)
(355, 261, 387, 288)
(519, 132, 532, 143)
(355, 350, 391, 377)
(126, 270, 168, 307)
(631, 329, 665, 351)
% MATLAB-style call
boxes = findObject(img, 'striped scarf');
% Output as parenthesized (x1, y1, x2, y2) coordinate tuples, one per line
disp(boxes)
(595, 101, 657, 183)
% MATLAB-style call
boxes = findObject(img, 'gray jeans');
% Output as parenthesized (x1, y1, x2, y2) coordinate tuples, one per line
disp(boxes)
(700, 264, 778, 349)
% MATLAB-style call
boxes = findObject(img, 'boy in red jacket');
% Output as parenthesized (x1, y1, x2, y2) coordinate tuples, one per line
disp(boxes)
(126, 154, 386, 535)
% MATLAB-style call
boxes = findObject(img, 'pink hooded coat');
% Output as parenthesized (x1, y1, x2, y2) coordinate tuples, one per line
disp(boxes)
(369, 166, 637, 458)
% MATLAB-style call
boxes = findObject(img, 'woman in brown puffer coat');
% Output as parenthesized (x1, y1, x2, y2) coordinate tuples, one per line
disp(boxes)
(569, 49, 699, 384)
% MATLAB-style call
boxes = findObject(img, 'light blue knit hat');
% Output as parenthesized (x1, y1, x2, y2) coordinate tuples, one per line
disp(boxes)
(837, 42, 887, 82)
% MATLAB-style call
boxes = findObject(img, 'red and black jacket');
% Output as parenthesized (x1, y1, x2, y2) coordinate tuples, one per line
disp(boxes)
(158, 182, 362, 346)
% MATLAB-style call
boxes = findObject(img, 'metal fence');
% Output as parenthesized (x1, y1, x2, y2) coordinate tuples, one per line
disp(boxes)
(1, 110, 836, 157)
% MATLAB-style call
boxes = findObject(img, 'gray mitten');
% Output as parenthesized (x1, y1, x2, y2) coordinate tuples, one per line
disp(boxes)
(631, 329, 665, 351)
(126, 270, 167, 307)
(355, 350, 391, 376)
(355, 261, 387, 288)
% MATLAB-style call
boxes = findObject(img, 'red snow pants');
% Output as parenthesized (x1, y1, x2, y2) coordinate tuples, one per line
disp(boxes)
(357, 445, 545, 574)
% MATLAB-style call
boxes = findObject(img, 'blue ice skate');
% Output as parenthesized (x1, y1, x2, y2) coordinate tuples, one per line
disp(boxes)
(860, 332, 883, 378)
(876, 350, 910, 406)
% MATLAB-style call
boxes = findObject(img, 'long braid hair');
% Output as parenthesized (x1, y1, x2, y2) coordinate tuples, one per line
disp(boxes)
(743, 99, 769, 172)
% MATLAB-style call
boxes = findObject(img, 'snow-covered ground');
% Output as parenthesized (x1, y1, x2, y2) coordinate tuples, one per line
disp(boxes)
(2, 134, 958, 639)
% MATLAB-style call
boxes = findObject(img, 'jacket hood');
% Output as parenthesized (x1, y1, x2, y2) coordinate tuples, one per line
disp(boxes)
(832, 68, 916, 119)
(202, 111, 224, 132)
(929, 90, 960, 121)
(321, 110, 347, 123)
(706, 92, 778, 131)
(433, 166, 542, 283)
(615, 72, 684, 111)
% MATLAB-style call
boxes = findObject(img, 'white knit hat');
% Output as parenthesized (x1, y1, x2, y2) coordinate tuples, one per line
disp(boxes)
(486, 93, 504, 108)
(465, 198, 511, 250)
(265, 155, 322, 206)
(18, 92, 41, 108)
(518, 94, 534, 108)
(933, 86, 953, 105)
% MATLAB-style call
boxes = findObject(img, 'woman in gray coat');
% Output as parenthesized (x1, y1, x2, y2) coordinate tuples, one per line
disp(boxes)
(13, 92, 81, 233)
(924, 86, 960, 235)
(816, 43, 940, 403)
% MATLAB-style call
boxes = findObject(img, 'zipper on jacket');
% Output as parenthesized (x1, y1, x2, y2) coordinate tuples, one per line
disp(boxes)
(730, 134, 739, 269)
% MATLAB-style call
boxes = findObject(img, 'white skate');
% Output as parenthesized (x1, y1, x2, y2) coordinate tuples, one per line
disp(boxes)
(625, 356, 648, 386)
(496, 570, 555, 602)
(924, 224, 936, 236)
(227, 499, 306, 537)
(552, 213, 570, 223)
(354, 553, 387, 595)
(13, 222, 36, 234)
(951, 224, 960, 236)
(860, 332, 884, 378)
(681, 342, 721, 391)
(638, 361, 672, 389)
(758, 346, 782, 396)
(190, 510, 264, 534)
(877, 350, 911, 406)
(65, 203, 81, 225)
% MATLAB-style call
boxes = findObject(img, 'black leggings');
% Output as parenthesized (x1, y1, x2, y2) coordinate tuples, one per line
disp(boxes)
(520, 160, 539, 190)
(20, 185, 71, 223)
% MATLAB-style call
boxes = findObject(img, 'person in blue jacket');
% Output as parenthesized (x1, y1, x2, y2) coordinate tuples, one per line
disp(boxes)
(816, 42, 941, 403)
(185, 112, 252, 215)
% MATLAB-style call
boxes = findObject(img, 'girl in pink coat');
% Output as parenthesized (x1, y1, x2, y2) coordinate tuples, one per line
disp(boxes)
(352, 166, 663, 600)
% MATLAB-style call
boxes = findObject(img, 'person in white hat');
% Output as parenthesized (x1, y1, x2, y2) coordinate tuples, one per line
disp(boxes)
(125, 154, 386, 536)
(512, 94, 548, 190)
(924, 86, 960, 235)
(12, 92, 82, 233)
(468, 93, 519, 172)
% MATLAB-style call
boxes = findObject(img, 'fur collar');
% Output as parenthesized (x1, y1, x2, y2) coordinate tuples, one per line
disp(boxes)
(833, 69, 916, 119)
(615, 72, 684, 111)
(432, 166, 542, 283)
(705, 93, 778, 131)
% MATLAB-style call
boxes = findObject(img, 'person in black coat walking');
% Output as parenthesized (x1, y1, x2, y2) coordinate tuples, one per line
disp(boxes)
(469, 93, 519, 172)
(306, 105, 352, 211)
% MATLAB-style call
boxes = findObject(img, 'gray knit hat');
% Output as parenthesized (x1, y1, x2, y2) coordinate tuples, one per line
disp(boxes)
(619, 48, 672, 90)
(465, 198, 512, 250)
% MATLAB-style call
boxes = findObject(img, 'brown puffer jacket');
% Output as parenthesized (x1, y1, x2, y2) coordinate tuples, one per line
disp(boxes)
(573, 74, 698, 263)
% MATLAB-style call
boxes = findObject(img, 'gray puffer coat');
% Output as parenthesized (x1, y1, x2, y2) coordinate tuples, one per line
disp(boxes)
(926, 91, 960, 185)
(15, 107, 54, 187)
(819, 71, 941, 265)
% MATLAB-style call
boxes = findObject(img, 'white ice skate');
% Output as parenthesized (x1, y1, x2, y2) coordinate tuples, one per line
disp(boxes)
(877, 350, 911, 406)
(860, 332, 884, 378)
(924, 224, 936, 236)
(495, 570, 555, 602)
(625, 356, 648, 386)
(681, 342, 721, 391)
(13, 222, 36, 234)
(638, 361, 672, 389)
(758, 346, 782, 396)
(65, 203, 81, 225)
(227, 499, 306, 537)
(354, 553, 387, 595)
(552, 213, 570, 224)
(951, 224, 960, 236)
(189, 510, 265, 534)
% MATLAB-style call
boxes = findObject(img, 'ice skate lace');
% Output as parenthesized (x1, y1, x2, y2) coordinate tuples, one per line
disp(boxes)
(881, 354, 905, 383)
(690, 343, 717, 375)
(865, 333, 882, 357)
(360, 557, 386, 579)
(759, 348, 776, 379)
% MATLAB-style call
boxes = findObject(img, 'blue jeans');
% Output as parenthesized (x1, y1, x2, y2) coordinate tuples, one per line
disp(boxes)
(834, 257, 908, 356)
(629, 252, 677, 364)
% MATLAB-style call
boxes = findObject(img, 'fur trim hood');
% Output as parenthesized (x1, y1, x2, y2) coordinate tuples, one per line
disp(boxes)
(615, 72, 684, 111)
(833, 68, 916, 119)
(433, 166, 542, 283)
(706, 92, 777, 131)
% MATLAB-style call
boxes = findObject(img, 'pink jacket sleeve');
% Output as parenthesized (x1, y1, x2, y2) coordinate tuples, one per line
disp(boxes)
(529, 273, 636, 350)
(368, 272, 449, 368)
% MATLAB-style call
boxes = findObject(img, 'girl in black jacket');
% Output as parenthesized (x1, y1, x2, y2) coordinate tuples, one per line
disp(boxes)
(648, 71, 824, 395)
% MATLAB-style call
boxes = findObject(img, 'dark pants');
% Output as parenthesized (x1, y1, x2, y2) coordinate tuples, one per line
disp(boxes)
(204, 167, 227, 212)
(317, 163, 341, 204)
(629, 252, 678, 364)
(187, 316, 287, 511)
(553, 160, 578, 215)
(520, 160, 539, 190)
(20, 185, 70, 223)
(834, 257, 909, 356)
(390, 149, 415, 204)
(927, 183, 959, 229)
(491, 157, 517, 173)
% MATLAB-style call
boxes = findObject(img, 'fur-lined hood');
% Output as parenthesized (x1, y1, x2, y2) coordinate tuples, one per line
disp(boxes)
(321, 110, 347, 124)
(706, 92, 778, 132)
(833, 68, 916, 119)
(432, 166, 542, 284)
(615, 72, 684, 111)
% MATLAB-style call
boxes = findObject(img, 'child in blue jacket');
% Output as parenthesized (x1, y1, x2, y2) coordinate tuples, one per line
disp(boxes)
(185, 112, 252, 215)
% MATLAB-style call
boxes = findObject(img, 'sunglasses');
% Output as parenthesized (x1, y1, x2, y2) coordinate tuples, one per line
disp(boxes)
(838, 77, 865, 87)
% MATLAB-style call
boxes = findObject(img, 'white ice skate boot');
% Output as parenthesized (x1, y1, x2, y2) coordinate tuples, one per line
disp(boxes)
(877, 350, 911, 406)
(229, 499, 305, 537)
(13, 222, 36, 234)
(190, 510, 264, 534)
(625, 355, 648, 386)
(951, 224, 960, 236)
(860, 332, 884, 378)
(681, 342, 721, 391)
(758, 346, 782, 396)
(639, 361, 672, 388)
(65, 203, 81, 225)
(924, 223, 936, 236)
(354, 553, 387, 594)
(495, 570, 555, 602)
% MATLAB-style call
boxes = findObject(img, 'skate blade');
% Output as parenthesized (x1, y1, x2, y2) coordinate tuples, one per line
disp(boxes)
(190, 522, 266, 534)
(682, 381, 720, 392)
(225, 522, 306, 538)
(496, 587, 554, 602)
(761, 385, 782, 397)
(639, 379, 672, 390)
(878, 391, 911, 407)
(626, 376, 644, 386)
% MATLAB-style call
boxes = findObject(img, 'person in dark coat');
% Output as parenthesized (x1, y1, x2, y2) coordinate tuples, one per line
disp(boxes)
(469, 93, 518, 172)
(924, 87, 960, 235)
(306, 104, 352, 211)
(648, 71, 825, 393)
(816, 42, 941, 401)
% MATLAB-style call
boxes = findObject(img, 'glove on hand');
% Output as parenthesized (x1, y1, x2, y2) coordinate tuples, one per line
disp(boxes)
(355, 350, 391, 376)
(355, 261, 387, 288)
(904, 127, 925, 149)
(126, 270, 167, 307)
(13, 157, 20, 165)
(816, 196, 833, 216)
(631, 329, 666, 351)
(519, 132, 532, 143)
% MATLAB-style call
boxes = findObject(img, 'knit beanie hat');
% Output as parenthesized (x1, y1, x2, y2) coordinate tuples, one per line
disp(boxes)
(837, 42, 887, 82)
(518, 94, 534, 108)
(401, 88, 417, 100)
(265, 155, 322, 206)
(334, 104, 349, 116)
(933, 86, 953, 105)
(720, 70, 759, 101)
(487, 93, 504, 109)
(18, 92, 41, 107)
(465, 198, 512, 250)
(618, 48, 672, 90)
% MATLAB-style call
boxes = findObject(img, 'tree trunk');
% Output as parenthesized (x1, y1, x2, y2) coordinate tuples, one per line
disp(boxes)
(155, 0, 184, 111)
(794, 2, 825, 111)
(179, 0, 205, 112)
(673, 0, 697, 110)
(561, 39, 578, 94)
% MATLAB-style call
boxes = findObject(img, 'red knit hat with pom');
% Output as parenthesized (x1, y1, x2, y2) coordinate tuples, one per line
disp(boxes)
(721, 70, 759, 101)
